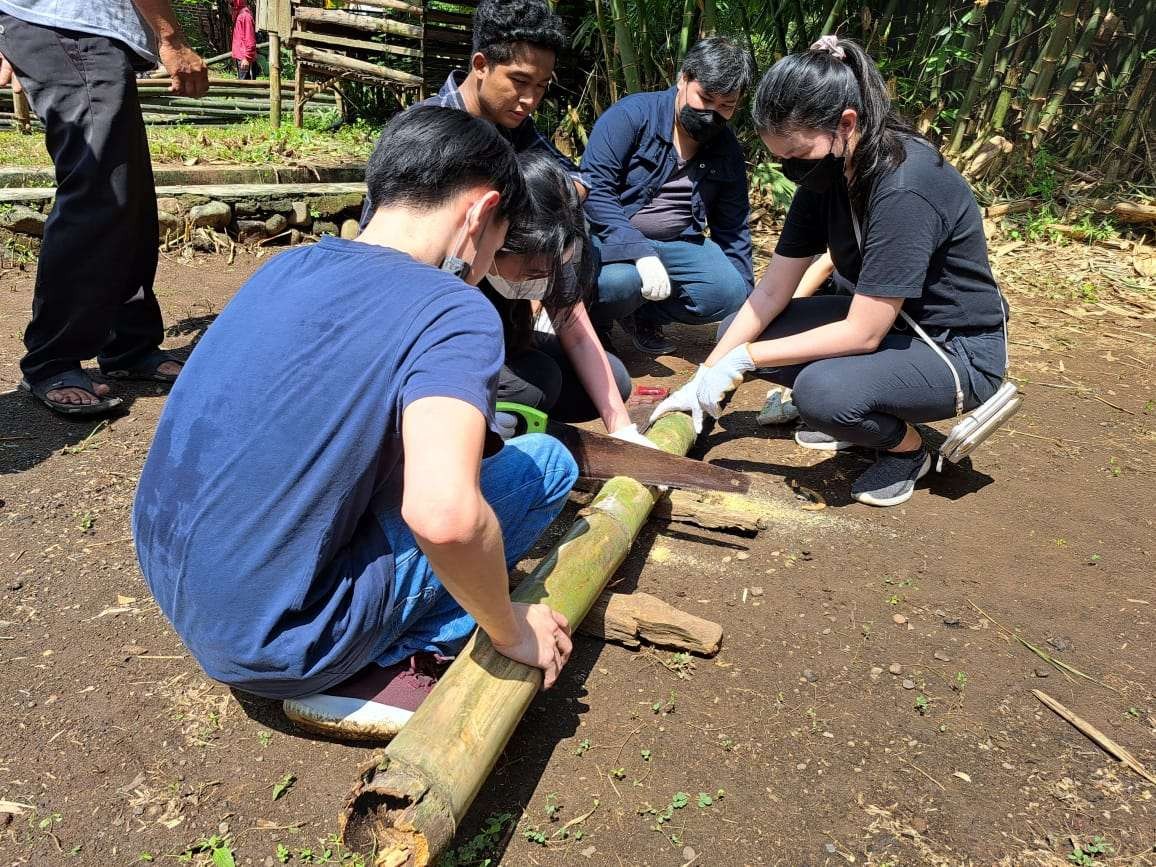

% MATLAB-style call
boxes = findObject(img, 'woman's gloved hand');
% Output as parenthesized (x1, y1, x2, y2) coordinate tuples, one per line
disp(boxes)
(609, 422, 659, 449)
(694, 343, 755, 418)
(635, 255, 672, 302)
(647, 367, 709, 434)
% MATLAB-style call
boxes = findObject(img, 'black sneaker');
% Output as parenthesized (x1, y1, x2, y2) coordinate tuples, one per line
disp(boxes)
(851, 446, 932, 507)
(593, 319, 619, 355)
(621, 314, 674, 355)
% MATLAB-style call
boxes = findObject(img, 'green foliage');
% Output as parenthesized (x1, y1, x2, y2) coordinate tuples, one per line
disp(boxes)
(750, 161, 796, 213)
(1069, 835, 1113, 865)
(438, 812, 514, 867)
(271, 773, 296, 801)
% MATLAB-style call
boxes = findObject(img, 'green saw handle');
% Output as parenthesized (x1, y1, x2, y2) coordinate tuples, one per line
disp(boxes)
(495, 402, 548, 434)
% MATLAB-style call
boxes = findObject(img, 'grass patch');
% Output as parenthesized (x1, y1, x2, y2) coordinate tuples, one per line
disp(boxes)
(0, 117, 379, 169)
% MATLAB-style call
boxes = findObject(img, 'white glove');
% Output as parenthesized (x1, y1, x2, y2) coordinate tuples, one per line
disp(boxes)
(609, 422, 660, 449)
(635, 255, 671, 302)
(648, 368, 709, 434)
(695, 343, 756, 419)
(494, 411, 519, 440)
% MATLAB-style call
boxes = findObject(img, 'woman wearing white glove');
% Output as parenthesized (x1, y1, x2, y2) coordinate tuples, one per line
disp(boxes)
(488, 153, 654, 448)
(654, 37, 1009, 508)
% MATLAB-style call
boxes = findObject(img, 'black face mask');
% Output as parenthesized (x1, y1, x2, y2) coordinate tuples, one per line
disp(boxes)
(678, 104, 728, 144)
(782, 136, 846, 193)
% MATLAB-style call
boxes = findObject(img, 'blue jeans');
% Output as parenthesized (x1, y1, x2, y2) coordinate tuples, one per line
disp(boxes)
(371, 433, 578, 667)
(592, 237, 749, 327)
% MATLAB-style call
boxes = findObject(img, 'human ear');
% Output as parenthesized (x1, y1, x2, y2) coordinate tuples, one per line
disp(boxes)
(470, 51, 488, 76)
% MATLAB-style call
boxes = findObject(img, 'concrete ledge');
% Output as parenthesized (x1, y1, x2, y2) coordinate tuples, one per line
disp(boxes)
(0, 163, 365, 189)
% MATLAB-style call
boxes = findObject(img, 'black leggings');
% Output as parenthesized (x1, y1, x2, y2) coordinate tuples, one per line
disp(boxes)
(498, 335, 632, 423)
(745, 296, 1002, 450)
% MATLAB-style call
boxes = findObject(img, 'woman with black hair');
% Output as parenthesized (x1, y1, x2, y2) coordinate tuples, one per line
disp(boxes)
(652, 36, 1009, 507)
(489, 151, 649, 445)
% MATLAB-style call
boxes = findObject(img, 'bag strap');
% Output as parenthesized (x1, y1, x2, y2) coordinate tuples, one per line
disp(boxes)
(848, 207, 965, 416)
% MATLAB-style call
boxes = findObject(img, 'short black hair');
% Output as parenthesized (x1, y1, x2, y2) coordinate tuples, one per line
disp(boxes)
(472, 0, 566, 65)
(681, 36, 756, 97)
(366, 105, 528, 221)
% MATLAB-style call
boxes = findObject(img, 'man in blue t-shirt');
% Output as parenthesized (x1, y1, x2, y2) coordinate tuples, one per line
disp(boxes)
(133, 106, 579, 741)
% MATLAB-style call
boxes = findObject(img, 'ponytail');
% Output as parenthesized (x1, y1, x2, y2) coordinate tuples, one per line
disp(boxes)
(752, 37, 927, 210)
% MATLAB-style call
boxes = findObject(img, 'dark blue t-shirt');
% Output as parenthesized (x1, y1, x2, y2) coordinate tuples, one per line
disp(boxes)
(133, 237, 503, 697)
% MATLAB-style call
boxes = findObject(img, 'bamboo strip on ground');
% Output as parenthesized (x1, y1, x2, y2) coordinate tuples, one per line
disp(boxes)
(1033, 689, 1156, 784)
(653, 488, 770, 534)
(338, 413, 698, 865)
(579, 591, 723, 655)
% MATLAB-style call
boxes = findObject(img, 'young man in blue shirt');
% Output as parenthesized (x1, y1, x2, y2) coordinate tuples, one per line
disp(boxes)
(133, 106, 579, 741)
(582, 37, 755, 355)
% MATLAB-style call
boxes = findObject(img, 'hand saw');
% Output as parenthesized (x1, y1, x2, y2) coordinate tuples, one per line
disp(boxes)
(496, 402, 750, 494)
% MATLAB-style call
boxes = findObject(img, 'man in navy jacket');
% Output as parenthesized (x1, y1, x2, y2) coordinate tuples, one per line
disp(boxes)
(582, 37, 754, 355)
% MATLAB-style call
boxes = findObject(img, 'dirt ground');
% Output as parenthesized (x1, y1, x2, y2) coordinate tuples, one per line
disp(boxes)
(1, 237, 1153, 867)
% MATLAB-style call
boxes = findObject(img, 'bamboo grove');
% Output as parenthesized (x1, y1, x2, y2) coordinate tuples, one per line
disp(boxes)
(554, 0, 1155, 196)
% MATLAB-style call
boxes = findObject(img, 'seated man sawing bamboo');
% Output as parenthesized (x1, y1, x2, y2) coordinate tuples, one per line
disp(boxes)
(132, 106, 579, 741)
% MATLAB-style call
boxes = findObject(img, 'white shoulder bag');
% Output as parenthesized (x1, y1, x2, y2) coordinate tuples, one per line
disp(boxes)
(848, 207, 1023, 468)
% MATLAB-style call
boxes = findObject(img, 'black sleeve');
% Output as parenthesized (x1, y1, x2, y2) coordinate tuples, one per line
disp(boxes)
(774, 188, 828, 259)
(855, 189, 946, 299)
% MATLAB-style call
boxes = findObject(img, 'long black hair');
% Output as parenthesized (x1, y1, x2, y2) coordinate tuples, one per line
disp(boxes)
(752, 37, 927, 210)
(490, 150, 594, 349)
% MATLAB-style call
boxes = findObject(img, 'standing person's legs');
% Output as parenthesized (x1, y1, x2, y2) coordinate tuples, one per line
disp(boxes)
(0, 18, 168, 394)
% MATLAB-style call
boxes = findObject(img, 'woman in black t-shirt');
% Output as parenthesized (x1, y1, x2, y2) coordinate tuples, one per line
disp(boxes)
(651, 36, 1008, 507)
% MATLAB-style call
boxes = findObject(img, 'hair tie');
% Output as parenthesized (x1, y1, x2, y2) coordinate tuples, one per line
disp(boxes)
(810, 35, 846, 60)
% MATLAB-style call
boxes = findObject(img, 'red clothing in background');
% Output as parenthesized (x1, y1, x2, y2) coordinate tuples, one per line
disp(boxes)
(231, 7, 257, 63)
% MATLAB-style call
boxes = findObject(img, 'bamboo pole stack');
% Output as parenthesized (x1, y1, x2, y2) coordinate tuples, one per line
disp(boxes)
(338, 412, 698, 866)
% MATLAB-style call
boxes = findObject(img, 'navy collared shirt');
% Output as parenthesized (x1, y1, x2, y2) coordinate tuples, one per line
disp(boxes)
(580, 87, 752, 286)
(421, 71, 584, 187)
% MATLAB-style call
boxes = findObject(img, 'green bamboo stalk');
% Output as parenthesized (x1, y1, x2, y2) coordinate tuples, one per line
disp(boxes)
(1106, 56, 1155, 179)
(1034, 3, 1107, 145)
(701, 0, 717, 37)
(949, 0, 1023, 154)
(677, 0, 696, 62)
(791, 0, 810, 50)
(820, 0, 847, 37)
(875, 0, 900, 46)
(950, 0, 990, 95)
(339, 414, 699, 865)
(1021, 0, 1083, 135)
(608, 0, 642, 93)
(592, 0, 620, 104)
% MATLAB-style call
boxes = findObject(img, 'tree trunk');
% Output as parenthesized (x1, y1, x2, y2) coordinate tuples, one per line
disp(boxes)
(1021, 0, 1083, 135)
(339, 414, 699, 866)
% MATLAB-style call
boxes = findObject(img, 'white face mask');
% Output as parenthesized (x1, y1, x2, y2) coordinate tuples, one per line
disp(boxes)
(487, 265, 550, 301)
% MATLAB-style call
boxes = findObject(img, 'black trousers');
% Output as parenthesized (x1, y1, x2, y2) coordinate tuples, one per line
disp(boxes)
(498, 334, 632, 423)
(734, 296, 1003, 450)
(0, 14, 165, 384)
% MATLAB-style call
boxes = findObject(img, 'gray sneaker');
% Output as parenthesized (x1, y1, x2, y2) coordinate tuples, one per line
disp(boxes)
(794, 429, 854, 451)
(851, 447, 932, 507)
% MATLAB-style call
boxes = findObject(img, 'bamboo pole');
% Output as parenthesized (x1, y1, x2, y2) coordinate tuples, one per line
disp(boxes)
(295, 44, 423, 86)
(948, 0, 1022, 154)
(1034, 4, 1105, 145)
(294, 6, 423, 40)
(338, 413, 698, 865)
(12, 88, 30, 134)
(608, 0, 642, 93)
(293, 61, 305, 128)
(269, 32, 282, 128)
(1021, 0, 1082, 135)
(591, 0, 619, 104)
(820, 0, 847, 39)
